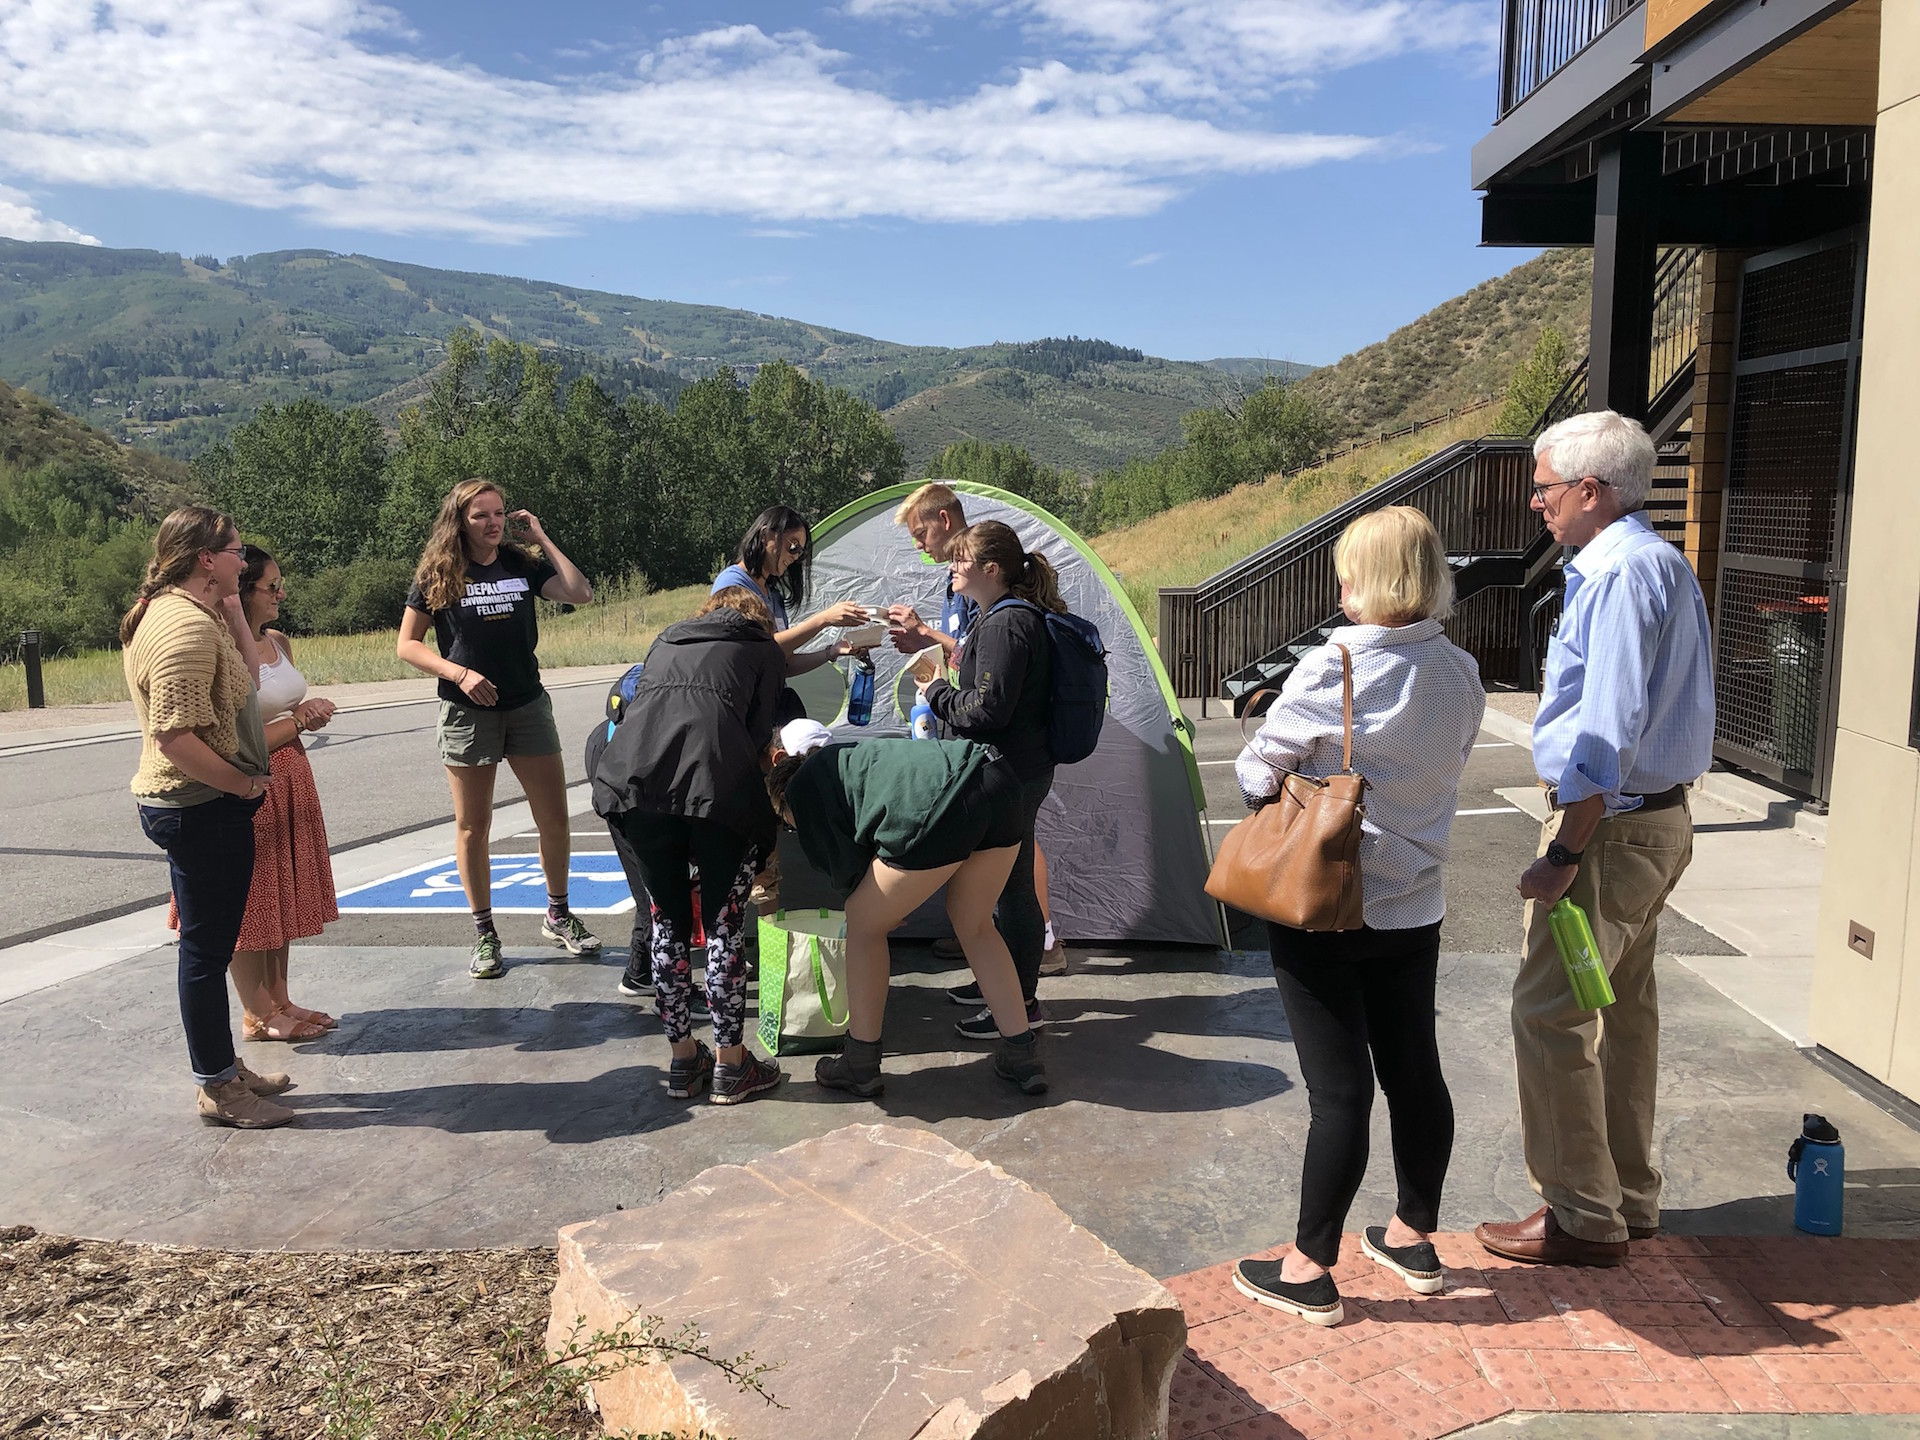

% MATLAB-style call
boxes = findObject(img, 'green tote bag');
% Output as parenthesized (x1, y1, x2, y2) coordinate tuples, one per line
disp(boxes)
(755, 908, 851, 1056)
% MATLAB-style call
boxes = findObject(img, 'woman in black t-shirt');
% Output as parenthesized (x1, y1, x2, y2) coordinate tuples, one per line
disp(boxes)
(398, 479, 597, 980)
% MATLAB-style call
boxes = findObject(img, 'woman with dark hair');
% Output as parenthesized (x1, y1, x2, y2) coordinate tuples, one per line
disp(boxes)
(592, 586, 788, 1105)
(713, 505, 871, 683)
(397, 479, 596, 980)
(919, 519, 1066, 1041)
(168, 546, 342, 1041)
(124, 507, 292, 1129)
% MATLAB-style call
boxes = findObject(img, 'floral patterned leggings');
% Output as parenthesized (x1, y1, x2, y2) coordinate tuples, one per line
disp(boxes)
(619, 814, 760, 1048)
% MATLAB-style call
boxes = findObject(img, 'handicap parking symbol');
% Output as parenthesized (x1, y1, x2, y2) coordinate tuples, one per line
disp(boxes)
(337, 852, 634, 914)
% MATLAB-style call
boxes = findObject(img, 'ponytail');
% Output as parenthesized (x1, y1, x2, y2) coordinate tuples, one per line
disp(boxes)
(950, 520, 1069, 614)
(120, 506, 235, 644)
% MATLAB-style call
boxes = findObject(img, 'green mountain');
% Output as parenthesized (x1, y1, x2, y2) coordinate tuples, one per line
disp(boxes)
(1201, 357, 1317, 381)
(0, 241, 1278, 474)
(0, 375, 192, 515)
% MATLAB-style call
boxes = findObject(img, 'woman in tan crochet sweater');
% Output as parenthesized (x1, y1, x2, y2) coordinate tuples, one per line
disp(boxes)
(123, 507, 296, 1130)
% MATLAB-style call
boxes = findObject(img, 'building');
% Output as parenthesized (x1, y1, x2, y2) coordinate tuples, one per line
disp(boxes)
(1473, 0, 1916, 1099)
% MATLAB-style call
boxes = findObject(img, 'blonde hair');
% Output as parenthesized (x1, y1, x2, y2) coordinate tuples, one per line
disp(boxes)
(413, 479, 534, 612)
(1333, 506, 1452, 625)
(893, 482, 966, 528)
(698, 585, 776, 633)
(950, 521, 1067, 614)
(120, 506, 235, 644)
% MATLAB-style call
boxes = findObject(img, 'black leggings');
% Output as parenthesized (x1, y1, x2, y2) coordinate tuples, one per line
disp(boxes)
(618, 815, 759, 1047)
(1268, 921, 1453, 1267)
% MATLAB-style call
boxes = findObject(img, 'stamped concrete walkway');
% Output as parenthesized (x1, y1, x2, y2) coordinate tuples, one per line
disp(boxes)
(1167, 1233, 1920, 1437)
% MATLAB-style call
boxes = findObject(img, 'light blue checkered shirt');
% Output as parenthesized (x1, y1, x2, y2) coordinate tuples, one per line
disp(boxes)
(1533, 512, 1715, 813)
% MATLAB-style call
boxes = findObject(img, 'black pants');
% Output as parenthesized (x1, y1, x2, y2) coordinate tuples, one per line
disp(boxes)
(139, 795, 262, 1084)
(617, 814, 759, 1046)
(1268, 920, 1453, 1267)
(998, 768, 1055, 1004)
(605, 815, 654, 986)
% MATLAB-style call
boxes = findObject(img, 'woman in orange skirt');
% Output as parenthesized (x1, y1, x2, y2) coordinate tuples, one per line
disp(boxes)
(171, 545, 341, 1040)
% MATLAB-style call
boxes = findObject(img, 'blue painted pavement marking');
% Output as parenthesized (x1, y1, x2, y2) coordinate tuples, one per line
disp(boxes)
(337, 852, 634, 914)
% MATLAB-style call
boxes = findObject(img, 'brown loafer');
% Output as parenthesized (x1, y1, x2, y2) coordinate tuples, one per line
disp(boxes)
(1474, 1205, 1627, 1267)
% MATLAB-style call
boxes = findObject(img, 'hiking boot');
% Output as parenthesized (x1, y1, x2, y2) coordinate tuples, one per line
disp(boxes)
(1039, 941, 1068, 976)
(956, 999, 1048, 1041)
(197, 1077, 295, 1129)
(1232, 1259, 1343, 1327)
(946, 979, 983, 1007)
(711, 1052, 784, 1106)
(234, 1058, 293, 1096)
(666, 1041, 715, 1100)
(469, 931, 505, 979)
(1361, 1226, 1445, 1295)
(931, 936, 965, 961)
(816, 1038, 885, 1098)
(542, 912, 602, 954)
(993, 1035, 1048, 1096)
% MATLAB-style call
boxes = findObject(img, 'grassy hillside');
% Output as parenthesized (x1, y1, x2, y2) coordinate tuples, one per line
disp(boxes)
(1093, 407, 1493, 623)
(0, 376, 194, 514)
(1296, 248, 1591, 440)
(0, 241, 1265, 475)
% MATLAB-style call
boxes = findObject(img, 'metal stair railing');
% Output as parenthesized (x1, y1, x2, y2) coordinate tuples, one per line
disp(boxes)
(1172, 437, 1538, 701)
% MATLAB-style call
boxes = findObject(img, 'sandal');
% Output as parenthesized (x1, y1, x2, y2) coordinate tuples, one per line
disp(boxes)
(243, 1007, 326, 1042)
(287, 1004, 338, 1030)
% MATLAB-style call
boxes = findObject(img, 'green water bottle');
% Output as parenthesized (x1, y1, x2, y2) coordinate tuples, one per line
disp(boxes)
(1548, 898, 1616, 1010)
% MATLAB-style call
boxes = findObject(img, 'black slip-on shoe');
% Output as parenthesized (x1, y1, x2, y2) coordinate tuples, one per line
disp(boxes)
(955, 999, 1049, 1041)
(1362, 1226, 1445, 1295)
(947, 979, 984, 1007)
(1231, 1259, 1343, 1327)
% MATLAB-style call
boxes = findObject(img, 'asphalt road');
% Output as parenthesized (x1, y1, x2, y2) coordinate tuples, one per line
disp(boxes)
(0, 680, 612, 948)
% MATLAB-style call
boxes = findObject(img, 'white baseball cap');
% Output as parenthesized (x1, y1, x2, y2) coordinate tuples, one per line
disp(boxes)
(779, 719, 834, 756)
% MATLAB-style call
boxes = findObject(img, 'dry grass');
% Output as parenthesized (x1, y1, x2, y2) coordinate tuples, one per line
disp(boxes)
(0, 580, 709, 713)
(1094, 408, 1493, 629)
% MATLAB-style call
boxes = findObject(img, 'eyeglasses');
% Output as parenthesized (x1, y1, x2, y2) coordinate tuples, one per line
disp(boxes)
(1531, 477, 1611, 500)
(207, 544, 247, 558)
(783, 540, 806, 557)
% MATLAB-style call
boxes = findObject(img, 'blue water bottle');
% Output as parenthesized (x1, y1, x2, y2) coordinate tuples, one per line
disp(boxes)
(910, 697, 935, 739)
(847, 654, 875, 726)
(1788, 1113, 1844, 1235)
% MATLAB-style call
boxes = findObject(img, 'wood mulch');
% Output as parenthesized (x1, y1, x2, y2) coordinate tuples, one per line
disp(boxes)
(0, 1224, 592, 1439)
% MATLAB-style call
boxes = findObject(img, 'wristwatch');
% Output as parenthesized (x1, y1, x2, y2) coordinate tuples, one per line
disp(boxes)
(1546, 840, 1584, 869)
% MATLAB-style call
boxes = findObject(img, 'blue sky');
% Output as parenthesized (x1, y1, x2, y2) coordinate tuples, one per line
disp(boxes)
(0, 0, 1533, 365)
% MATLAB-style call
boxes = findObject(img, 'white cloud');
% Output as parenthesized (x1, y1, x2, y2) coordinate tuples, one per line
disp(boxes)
(1129, 251, 1162, 266)
(0, 185, 99, 244)
(0, 0, 1458, 242)
(750, 228, 816, 239)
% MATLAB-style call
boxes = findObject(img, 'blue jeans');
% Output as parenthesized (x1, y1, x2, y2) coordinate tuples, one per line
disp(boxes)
(997, 768, 1055, 1005)
(139, 795, 261, 1085)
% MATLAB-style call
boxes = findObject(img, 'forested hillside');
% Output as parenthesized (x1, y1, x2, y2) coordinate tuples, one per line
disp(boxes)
(0, 241, 1254, 473)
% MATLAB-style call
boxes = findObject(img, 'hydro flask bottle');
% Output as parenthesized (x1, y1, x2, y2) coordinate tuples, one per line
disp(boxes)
(1788, 1114, 1844, 1235)
(847, 653, 875, 726)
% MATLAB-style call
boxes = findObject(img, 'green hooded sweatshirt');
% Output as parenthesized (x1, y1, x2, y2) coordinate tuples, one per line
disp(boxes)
(785, 738, 993, 891)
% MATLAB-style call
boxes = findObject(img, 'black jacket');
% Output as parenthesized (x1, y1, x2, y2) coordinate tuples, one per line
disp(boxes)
(925, 598, 1053, 781)
(591, 610, 785, 847)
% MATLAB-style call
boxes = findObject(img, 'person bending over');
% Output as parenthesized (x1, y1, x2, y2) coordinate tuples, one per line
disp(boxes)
(593, 587, 787, 1105)
(768, 737, 1046, 1098)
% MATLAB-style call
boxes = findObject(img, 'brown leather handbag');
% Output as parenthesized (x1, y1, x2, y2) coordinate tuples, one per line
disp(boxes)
(1205, 644, 1367, 932)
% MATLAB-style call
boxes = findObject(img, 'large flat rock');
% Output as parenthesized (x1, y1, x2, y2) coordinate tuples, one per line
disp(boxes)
(549, 1123, 1186, 1439)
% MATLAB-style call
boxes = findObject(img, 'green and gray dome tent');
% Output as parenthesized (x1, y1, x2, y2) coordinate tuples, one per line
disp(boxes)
(779, 480, 1224, 947)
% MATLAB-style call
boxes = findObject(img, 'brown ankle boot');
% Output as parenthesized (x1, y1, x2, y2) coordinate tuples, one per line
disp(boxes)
(197, 1077, 295, 1129)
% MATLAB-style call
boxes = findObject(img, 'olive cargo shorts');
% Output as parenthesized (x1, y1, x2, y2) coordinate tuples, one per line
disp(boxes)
(437, 691, 561, 766)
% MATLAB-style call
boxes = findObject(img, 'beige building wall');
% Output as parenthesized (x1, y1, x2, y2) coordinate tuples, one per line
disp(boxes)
(1809, 1, 1920, 1093)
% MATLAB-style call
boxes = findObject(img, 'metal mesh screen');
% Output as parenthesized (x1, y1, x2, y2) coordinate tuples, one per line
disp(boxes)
(1712, 570, 1830, 777)
(1738, 244, 1857, 360)
(1724, 361, 1848, 564)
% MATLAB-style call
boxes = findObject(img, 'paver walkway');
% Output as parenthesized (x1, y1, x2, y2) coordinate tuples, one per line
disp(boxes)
(1167, 1233, 1920, 1437)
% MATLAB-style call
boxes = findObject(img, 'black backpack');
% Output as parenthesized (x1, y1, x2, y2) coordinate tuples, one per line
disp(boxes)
(987, 598, 1109, 765)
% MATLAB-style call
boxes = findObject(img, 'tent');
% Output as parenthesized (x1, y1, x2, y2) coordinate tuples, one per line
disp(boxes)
(773, 481, 1223, 948)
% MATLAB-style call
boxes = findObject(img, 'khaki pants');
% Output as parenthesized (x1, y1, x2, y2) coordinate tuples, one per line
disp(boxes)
(1513, 800, 1694, 1243)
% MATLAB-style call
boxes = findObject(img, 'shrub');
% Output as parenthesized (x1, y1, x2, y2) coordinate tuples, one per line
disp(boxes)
(289, 557, 417, 636)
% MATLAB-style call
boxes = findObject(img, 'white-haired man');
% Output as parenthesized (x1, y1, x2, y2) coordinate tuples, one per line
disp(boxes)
(1476, 410, 1714, 1268)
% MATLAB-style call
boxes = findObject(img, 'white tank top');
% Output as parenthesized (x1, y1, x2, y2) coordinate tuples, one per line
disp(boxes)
(255, 637, 308, 722)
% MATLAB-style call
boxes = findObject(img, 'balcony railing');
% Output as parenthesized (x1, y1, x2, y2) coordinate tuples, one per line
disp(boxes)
(1500, 0, 1638, 115)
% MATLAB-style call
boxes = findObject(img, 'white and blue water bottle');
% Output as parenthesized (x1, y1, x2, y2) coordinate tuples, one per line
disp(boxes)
(910, 697, 935, 740)
(1788, 1113, 1844, 1235)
